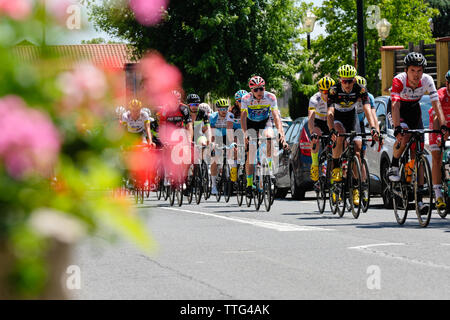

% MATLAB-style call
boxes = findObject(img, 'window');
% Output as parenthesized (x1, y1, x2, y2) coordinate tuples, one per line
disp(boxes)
(289, 123, 302, 143)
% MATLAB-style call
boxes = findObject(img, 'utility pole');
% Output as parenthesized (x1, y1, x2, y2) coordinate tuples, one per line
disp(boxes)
(356, 0, 365, 77)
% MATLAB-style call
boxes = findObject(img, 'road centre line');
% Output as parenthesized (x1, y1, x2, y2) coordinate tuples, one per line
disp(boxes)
(349, 243, 450, 270)
(161, 207, 334, 232)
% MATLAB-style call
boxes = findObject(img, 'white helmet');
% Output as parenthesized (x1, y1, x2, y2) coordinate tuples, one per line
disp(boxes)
(115, 106, 126, 118)
(142, 107, 152, 116)
(199, 103, 212, 115)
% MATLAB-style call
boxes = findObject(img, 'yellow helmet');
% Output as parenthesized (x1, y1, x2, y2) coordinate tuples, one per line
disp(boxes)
(128, 99, 142, 110)
(215, 98, 229, 109)
(317, 77, 335, 90)
(338, 64, 357, 78)
(355, 75, 367, 86)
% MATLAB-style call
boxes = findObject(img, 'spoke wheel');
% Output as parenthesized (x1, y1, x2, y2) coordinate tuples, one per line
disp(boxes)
(414, 155, 433, 227)
(236, 165, 245, 207)
(392, 163, 409, 225)
(223, 164, 232, 203)
(360, 158, 370, 213)
(348, 156, 362, 219)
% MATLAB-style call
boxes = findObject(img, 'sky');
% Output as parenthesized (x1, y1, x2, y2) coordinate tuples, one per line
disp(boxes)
(47, 0, 326, 45)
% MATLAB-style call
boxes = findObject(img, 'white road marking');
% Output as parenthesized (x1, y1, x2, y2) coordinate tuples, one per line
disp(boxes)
(349, 243, 450, 270)
(161, 207, 334, 232)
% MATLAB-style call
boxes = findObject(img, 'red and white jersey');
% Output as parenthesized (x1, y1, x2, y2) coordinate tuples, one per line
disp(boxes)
(429, 87, 450, 121)
(391, 72, 438, 103)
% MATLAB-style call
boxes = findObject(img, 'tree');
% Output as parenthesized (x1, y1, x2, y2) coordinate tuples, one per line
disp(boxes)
(288, 60, 316, 120)
(309, 0, 438, 95)
(86, 0, 303, 98)
(427, 0, 450, 38)
(81, 37, 123, 44)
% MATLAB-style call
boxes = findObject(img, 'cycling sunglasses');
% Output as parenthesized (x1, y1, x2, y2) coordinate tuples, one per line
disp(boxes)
(252, 87, 265, 92)
(341, 79, 354, 84)
(320, 90, 329, 94)
(218, 107, 228, 111)
(189, 103, 199, 107)
(236, 99, 241, 103)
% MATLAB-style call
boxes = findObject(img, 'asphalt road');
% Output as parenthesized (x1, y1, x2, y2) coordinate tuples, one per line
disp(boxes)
(72, 192, 450, 300)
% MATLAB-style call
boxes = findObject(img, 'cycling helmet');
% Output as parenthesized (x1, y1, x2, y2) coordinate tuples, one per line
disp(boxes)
(128, 99, 142, 109)
(186, 93, 201, 104)
(115, 106, 126, 118)
(234, 90, 248, 100)
(215, 98, 229, 109)
(317, 77, 335, 90)
(142, 107, 151, 117)
(355, 75, 367, 87)
(404, 52, 427, 67)
(445, 70, 450, 82)
(249, 76, 265, 88)
(338, 65, 357, 78)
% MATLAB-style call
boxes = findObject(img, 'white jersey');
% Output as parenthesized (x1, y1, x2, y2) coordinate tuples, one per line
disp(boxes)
(308, 92, 327, 121)
(391, 72, 438, 103)
(241, 91, 278, 122)
(121, 110, 150, 134)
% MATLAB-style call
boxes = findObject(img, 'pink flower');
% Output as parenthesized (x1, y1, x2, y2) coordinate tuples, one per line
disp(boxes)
(45, 0, 75, 25)
(58, 62, 107, 109)
(139, 52, 182, 109)
(0, 0, 32, 20)
(0, 96, 60, 179)
(129, 0, 168, 26)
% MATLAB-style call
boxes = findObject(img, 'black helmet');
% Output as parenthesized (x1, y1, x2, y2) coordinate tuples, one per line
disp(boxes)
(404, 52, 427, 67)
(186, 93, 201, 104)
(446, 70, 450, 82)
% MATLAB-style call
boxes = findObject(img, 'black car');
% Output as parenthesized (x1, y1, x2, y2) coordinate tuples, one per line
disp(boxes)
(274, 117, 313, 200)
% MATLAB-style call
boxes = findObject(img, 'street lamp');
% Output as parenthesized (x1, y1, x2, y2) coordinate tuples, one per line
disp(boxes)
(376, 18, 392, 46)
(303, 10, 317, 50)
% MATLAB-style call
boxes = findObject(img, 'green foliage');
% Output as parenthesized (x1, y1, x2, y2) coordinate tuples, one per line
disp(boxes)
(309, 0, 439, 95)
(87, 0, 303, 97)
(427, 0, 450, 38)
(288, 61, 317, 120)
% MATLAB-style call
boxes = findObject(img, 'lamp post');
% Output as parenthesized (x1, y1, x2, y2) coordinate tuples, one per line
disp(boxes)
(303, 10, 317, 50)
(376, 18, 392, 46)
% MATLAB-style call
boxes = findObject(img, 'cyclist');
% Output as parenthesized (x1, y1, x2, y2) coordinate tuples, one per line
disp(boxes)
(210, 99, 231, 195)
(355, 75, 379, 139)
(308, 76, 335, 182)
(387, 52, 446, 184)
(429, 70, 450, 209)
(186, 93, 212, 148)
(240, 76, 287, 197)
(327, 65, 379, 206)
(121, 99, 155, 146)
(227, 90, 247, 182)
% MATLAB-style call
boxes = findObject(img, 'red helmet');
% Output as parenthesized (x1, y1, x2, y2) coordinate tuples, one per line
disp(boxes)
(249, 76, 265, 89)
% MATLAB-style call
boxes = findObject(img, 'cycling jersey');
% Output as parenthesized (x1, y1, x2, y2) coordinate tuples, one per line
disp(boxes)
(308, 92, 328, 121)
(356, 92, 375, 122)
(391, 72, 438, 103)
(210, 112, 228, 137)
(121, 110, 151, 134)
(158, 104, 192, 127)
(328, 82, 369, 112)
(429, 87, 450, 150)
(226, 105, 241, 130)
(241, 91, 278, 122)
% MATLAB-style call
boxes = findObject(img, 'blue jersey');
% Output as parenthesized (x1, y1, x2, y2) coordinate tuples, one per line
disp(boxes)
(209, 112, 228, 136)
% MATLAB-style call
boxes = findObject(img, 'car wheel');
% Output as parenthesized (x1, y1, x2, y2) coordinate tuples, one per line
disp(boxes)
(274, 187, 289, 199)
(290, 169, 305, 200)
(381, 159, 393, 209)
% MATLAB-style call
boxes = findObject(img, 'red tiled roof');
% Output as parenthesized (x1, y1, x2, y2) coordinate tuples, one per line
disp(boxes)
(12, 44, 135, 69)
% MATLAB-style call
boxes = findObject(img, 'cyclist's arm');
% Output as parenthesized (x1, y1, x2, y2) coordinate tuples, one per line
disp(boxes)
(327, 106, 335, 131)
(145, 121, 153, 144)
(272, 109, 285, 142)
(391, 100, 401, 128)
(308, 108, 315, 134)
(432, 100, 446, 128)
(240, 110, 247, 135)
(363, 102, 377, 129)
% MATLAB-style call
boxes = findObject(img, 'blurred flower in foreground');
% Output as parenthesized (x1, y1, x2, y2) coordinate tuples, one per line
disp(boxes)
(0, 0, 32, 20)
(29, 208, 86, 244)
(129, 0, 168, 26)
(58, 62, 107, 110)
(0, 96, 60, 179)
(139, 52, 182, 111)
(45, 0, 75, 26)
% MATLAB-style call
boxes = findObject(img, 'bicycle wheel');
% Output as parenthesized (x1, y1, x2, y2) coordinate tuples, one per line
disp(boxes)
(216, 168, 223, 202)
(223, 164, 232, 203)
(392, 163, 409, 225)
(202, 161, 211, 200)
(360, 158, 370, 213)
(414, 155, 433, 227)
(169, 184, 176, 206)
(186, 166, 194, 205)
(254, 165, 263, 211)
(176, 183, 183, 207)
(263, 174, 272, 212)
(336, 181, 346, 217)
(316, 161, 327, 214)
(194, 165, 203, 205)
(236, 165, 245, 207)
(348, 156, 362, 219)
